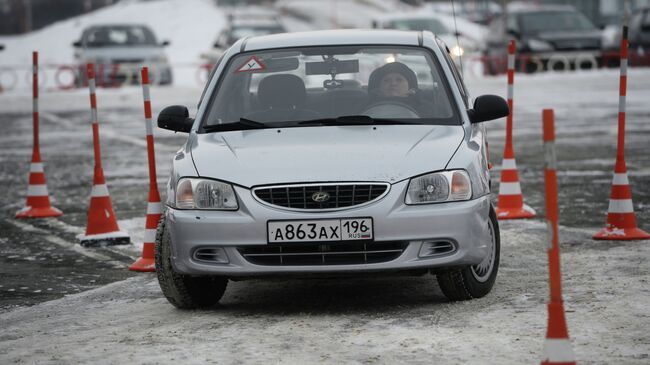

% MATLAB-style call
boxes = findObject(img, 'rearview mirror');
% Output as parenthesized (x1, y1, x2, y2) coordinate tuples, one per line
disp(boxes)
(158, 105, 194, 133)
(468, 95, 509, 123)
(161, 40, 170, 47)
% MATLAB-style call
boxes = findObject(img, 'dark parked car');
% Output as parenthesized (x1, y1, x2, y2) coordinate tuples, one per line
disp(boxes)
(484, 5, 602, 74)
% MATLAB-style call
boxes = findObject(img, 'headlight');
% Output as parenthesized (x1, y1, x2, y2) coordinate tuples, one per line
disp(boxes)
(527, 39, 554, 52)
(175, 178, 238, 210)
(450, 45, 464, 58)
(405, 170, 472, 204)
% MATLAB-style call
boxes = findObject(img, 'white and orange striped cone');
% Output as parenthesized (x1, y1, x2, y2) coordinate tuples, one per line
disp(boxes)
(541, 109, 576, 365)
(594, 26, 650, 241)
(541, 302, 576, 365)
(16, 51, 63, 219)
(496, 40, 535, 220)
(77, 63, 129, 247)
(129, 67, 162, 272)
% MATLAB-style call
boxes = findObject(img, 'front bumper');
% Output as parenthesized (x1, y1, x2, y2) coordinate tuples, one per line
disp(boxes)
(166, 181, 492, 276)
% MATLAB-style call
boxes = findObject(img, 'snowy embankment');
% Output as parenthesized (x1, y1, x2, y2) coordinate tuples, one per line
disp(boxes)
(0, 0, 226, 89)
(1, 221, 649, 364)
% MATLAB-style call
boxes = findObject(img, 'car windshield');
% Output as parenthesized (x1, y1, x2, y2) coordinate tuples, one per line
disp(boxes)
(84, 26, 157, 47)
(520, 11, 596, 34)
(203, 45, 458, 131)
(388, 19, 449, 35)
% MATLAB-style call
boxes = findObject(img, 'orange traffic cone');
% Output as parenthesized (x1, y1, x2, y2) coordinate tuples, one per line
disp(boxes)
(77, 63, 129, 247)
(129, 67, 161, 272)
(541, 109, 576, 365)
(129, 190, 161, 272)
(541, 302, 576, 365)
(15, 158, 63, 219)
(496, 40, 536, 220)
(16, 51, 62, 219)
(593, 25, 649, 241)
(593, 159, 650, 240)
(77, 167, 130, 246)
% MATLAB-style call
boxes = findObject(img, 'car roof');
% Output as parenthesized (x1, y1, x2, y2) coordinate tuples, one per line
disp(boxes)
(508, 4, 577, 14)
(372, 13, 445, 22)
(242, 29, 422, 52)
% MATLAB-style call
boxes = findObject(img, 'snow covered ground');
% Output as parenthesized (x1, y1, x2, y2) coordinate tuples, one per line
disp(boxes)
(1, 221, 649, 364)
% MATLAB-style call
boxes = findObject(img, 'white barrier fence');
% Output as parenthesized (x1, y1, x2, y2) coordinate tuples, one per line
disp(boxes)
(0, 62, 213, 92)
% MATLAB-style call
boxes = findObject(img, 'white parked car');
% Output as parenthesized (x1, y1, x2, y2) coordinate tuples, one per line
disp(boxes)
(155, 30, 508, 309)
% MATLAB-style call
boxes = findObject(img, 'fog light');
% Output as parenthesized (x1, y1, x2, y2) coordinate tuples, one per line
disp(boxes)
(193, 247, 229, 264)
(418, 241, 456, 258)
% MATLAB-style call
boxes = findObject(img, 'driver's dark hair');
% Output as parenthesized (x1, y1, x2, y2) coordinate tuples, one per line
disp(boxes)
(368, 62, 418, 92)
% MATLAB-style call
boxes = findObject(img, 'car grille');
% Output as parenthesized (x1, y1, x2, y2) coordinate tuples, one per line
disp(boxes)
(238, 241, 408, 266)
(253, 183, 389, 210)
(111, 58, 145, 64)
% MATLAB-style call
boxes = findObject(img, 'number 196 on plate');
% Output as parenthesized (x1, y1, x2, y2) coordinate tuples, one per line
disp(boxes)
(267, 218, 373, 243)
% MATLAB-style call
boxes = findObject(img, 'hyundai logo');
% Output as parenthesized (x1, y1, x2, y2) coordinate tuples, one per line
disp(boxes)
(311, 191, 330, 203)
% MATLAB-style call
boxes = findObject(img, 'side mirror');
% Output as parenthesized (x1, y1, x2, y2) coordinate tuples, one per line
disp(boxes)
(468, 95, 509, 123)
(72, 40, 82, 48)
(158, 105, 194, 133)
(161, 40, 170, 47)
(0, 44, 4, 51)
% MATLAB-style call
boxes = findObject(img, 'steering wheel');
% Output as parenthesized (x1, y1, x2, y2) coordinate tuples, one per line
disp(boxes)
(360, 100, 420, 119)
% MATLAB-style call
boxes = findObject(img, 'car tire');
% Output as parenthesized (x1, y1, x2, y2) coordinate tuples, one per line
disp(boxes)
(436, 205, 500, 301)
(154, 216, 228, 309)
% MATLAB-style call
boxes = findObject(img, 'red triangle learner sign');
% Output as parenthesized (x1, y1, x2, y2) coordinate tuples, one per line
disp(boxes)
(236, 56, 266, 73)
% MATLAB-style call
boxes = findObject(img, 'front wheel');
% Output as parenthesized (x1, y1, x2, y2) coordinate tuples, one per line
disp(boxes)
(155, 216, 228, 309)
(436, 205, 500, 301)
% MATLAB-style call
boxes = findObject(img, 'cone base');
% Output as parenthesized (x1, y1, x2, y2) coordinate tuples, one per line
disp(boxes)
(77, 231, 131, 247)
(496, 204, 536, 220)
(593, 227, 650, 241)
(128, 257, 156, 272)
(15, 206, 63, 219)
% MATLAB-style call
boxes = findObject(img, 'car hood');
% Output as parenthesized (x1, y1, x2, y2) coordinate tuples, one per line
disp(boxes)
(191, 125, 465, 187)
(79, 46, 165, 61)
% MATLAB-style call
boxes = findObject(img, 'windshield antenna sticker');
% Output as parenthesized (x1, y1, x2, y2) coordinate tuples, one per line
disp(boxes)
(236, 56, 266, 73)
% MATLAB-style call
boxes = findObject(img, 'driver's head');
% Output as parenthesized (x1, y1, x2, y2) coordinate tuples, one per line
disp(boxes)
(368, 62, 418, 98)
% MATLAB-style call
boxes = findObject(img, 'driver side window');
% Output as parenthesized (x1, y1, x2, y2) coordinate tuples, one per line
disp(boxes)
(436, 38, 469, 107)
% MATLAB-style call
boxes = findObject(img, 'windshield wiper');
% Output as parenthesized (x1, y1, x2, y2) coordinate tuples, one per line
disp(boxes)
(299, 115, 421, 126)
(202, 118, 268, 132)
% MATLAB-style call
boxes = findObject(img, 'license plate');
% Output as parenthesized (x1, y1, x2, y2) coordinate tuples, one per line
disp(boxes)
(267, 218, 373, 243)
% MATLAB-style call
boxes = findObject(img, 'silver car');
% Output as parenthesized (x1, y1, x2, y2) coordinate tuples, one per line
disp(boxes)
(155, 30, 509, 309)
(73, 24, 172, 85)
